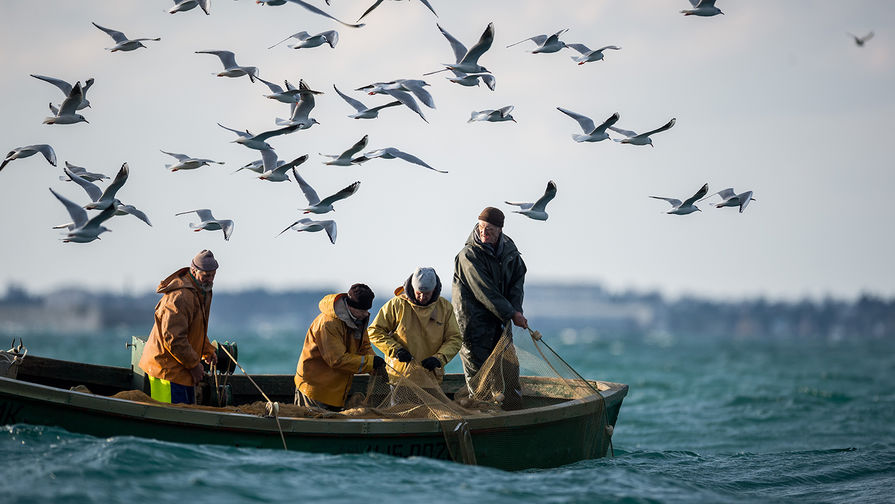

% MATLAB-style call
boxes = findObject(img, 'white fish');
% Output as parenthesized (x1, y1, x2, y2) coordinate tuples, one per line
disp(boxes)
(175, 208, 234, 241)
(31, 74, 93, 111)
(557, 108, 619, 142)
(469, 106, 515, 123)
(699, 188, 755, 213)
(277, 217, 337, 244)
(321, 135, 369, 166)
(49, 188, 116, 243)
(92, 22, 160, 52)
(650, 183, 708, 215)
(505, 180, 557, 221)
(161, 150, 224, 171)
(292, 168, 360, 214)
(566, 44, 621, 65)
(681, 0, 723, 17)
(1, 144, 56, 172)
(353, 147, 446, 173)
(195, 50, 258, 82)
(506, 29, 569, 54)
(610, 118, 676, 146)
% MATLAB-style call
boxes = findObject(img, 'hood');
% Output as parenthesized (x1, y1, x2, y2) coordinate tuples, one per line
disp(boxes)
(157, 267, 200, 295)
(397, 272, 443, 306)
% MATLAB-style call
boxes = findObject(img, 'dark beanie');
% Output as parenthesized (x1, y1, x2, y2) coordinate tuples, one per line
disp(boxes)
(191, 249, 219, 271)
(478, 207, 505, 228)
(346, 283, 374, 310)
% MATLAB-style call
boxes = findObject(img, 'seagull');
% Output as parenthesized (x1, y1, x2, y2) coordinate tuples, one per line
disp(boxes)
(469, 106, 516, 123)
(1, 144, 57, 172)
(650, 183, 708, 215)
(277, 217, 337, 244)
(195, 50, 258, 82)
(506, 29, 569, 53)
(699, 188, 755, 213)
(44, 81, 89, 125)
(269, 30, 339, 49)
(60, 162, 108, 182)
(848, 31, 874, 47)
(681, 0, 723, 17)
(333, 85, 402, 119)
(258, 149, 309, 181)
(610, 118, 676, 146)
(169, 0, 210, 15)
(556, 108, 619, 142)
(447, 71, 496, 90)
(274, 82, 321, 129)
(292, 168, 360, 214)
(278, 0, 365, 29)
(233, 159, 265, 174)
(356, 79, 435, 109)
(161, 150, 225, 171)
(427, 23, 494, 76)
(31, 74, 94, 111)
(218, 123, 294, 150)
(49, 188, 117, 243)
(321, 135, 368, 166)
(357, 0, 437, 22)
(352, 147, 446, 173)
(566, 44, 621, 65)
(255, 77, 301, 104)
(505, 180, 557, 221)
(92, 22, 160, 52)
(176, 209, 234, 241)
(64, 163, 152, 226)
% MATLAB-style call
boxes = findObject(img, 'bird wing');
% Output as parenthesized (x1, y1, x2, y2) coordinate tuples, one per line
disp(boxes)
(368, 100, 403, 113)
(737, 191, 754, 213)
(277, 217, 312, 236)
(319, 181, 361, 207)
(505, 201, 534, 210)
(460, 22, 494, 66)
(196, 50, 237, 68)
(259, 148, 280, 174)
(220, 220, 234, 241)
(862, 31, 875, 43)
(436, 24, 468, 63)
(64, 165, 103, 202)
(695, 0, 716, 7)
(595, 45, 622, 53)
(357, 0, 386, 21)
(682, 183, 710, 208)
(198, 0, 210, 14)
(416, 0, 437, 17)
(35, 144, 57, 166)
(255, 76, 285, 93)
(218, 122, 250, 138)
(649, 196, 682, 207)
(58, 82, 83, 116)
(253, 125, 296, 141)
(285, 0, 365, 28)
(282, 154, 310, 171)
(320, 30, 339, 47)
(384, 89, 427, 122)
(689, 0, 700, 7)
(291, 168, 321, 205)
(608, 125, 637, 138)
(92, 23, 128, 43)
(30, 74, 72, 96)
(557, 107, 595, 134)
(593, 113, 621, 134)
(83, 203, 117, 230)
(323, 220, 337, 244)
(116, 203, 152, 226)
(566, 43, 592, 55)
(341, 135, 369, 158)
(497, 105, 515, 118)
(160, 150, 191, 162)
(399, 80, 435, 108)
(49, 188, 89, 228)
(531, 180, 558, 212)
(382, 148, 446, 173)
(479, 74, 497, 91)
(639, 118, 676, 138)
(100, 163, 130, 202)
(699, 188, 735, 202)
(506, 35, 546, 48)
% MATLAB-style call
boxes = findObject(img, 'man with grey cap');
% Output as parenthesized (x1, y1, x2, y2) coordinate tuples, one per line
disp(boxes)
(139, 250, 219, 405)
(368, 267, 462, 386)
(452, 207, 527, 409)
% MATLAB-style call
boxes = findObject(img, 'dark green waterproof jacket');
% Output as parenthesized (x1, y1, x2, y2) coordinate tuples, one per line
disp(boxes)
(452, 226, 527, 367)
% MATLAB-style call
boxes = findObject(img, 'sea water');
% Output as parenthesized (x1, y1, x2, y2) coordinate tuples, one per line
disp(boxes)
(2, 325, 893, 503)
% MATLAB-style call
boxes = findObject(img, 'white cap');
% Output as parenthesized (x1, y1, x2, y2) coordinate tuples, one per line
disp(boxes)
(411, 267, 437, 292)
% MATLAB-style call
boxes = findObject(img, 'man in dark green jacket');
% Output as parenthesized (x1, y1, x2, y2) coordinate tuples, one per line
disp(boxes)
(452, 207, 527, 409)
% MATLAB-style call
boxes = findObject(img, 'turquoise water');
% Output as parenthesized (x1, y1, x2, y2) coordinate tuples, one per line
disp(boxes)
(3, 326, 893, 503)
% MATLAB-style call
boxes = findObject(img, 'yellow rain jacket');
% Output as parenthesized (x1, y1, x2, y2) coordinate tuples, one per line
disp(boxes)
(294, 293, 376, 408)
(368, 277, 462, 384)
(139, 267, 216, 387)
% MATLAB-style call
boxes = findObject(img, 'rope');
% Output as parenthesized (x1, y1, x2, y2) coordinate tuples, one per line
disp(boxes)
(217, 344, 288, 451)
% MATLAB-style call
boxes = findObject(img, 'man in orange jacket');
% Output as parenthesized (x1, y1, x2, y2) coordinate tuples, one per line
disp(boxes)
(139, 250, 219, 404)
(294, 283, 385, 411)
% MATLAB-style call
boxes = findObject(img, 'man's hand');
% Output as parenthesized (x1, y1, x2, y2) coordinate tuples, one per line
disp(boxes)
(203, 351, 218, 366)
(512, 311, 528, 329)
(372, 355, 386, 373)
(395, 348, 413, 363)
(189, 364, 205, 385)
(420, 356, 442, 371)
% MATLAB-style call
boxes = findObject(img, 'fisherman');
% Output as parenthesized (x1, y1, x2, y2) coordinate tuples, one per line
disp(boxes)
(294, 283, 386, 412)
(368, 267, 462, 387)
(452, 207, 528, 410)
(138, 250, 219, 405)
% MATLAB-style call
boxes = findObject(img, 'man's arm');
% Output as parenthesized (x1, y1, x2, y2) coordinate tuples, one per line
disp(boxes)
(316, 320, 374, 374)
(433, 301, 463, 364)
(157, 290, 202, 370)
(457, 251, 517, 322)
(367, 300, 403, 359)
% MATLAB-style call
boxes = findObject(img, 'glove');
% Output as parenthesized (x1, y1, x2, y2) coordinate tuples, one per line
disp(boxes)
(395, 348, 413, 363)
(420, 356, 442, 371)
(372, 355, 386, 371)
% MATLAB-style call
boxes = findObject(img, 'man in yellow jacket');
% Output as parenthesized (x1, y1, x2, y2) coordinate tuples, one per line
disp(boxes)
(368, 267, 462, 386)
(139, 250, 219, 404)
(294, 284, 385, 411)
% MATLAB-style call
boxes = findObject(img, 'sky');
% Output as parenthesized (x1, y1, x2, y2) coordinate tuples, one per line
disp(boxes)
(0, 1, 893, 302)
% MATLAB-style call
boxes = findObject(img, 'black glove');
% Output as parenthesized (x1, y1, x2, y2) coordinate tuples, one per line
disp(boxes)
(372, 355, 386, 371)
(395, 348, 413, 363)
(421, 356, 442, 371)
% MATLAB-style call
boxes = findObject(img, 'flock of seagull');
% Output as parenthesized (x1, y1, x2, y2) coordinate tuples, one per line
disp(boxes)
(0, 0, 874, 244)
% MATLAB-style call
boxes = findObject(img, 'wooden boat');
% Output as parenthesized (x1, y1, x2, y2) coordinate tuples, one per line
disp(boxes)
(0, 338, 627, 471)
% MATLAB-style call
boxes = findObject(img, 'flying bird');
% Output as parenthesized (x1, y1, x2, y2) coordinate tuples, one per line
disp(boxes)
(60, 162, 108, 182)
(218, 123, 294, 150)
(176, 209, 234, 241)
(257, 149, 309, 181)
(357, 0, 437, 22)
(292, 168, 360, 214)
(356, 79, 435, 109)
(31, 74, 94, 111)
(195, 50, 258, 82)
(610, 118, 676, 146)
(681, 0, 723, 17)
(556, 108, 619, 142)
(169, 0, 210, 15)
(505, 180, 557, 221)
(321, 135, 369, 166)
(333, 85, 402, 119)
(255, 77, 302, 103)
(269, 30, 339, 49)
(446, 72, 495, 90)
(49, 188, 117, 243)
(277, 0, 365, 29)
(277, 218, 337, 244)
(848, 31, 874, 47)
(92, 22, 160, 52)
(699, 188, 755, 213)
(44, 81, 89, 125)
(274, 87, 321, 130)
(506, 29, 569, 53)
(650, 183, 709, 215)
(566, 44, 621, 65)
(1, 144, 57, 172)
(428, 22, 494, 75)
(161, 150, 224, 171)
(352, 147, 446, 173)
(63, 163, 152, 226)
(469, 106, 516, 123)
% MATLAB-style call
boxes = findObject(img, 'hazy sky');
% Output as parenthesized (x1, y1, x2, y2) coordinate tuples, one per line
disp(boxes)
(0, 1, 892, 301)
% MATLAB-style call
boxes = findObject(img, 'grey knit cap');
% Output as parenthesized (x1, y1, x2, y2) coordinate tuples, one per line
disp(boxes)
(411, 267, 437, 293)
(191, 249, 219, 271)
